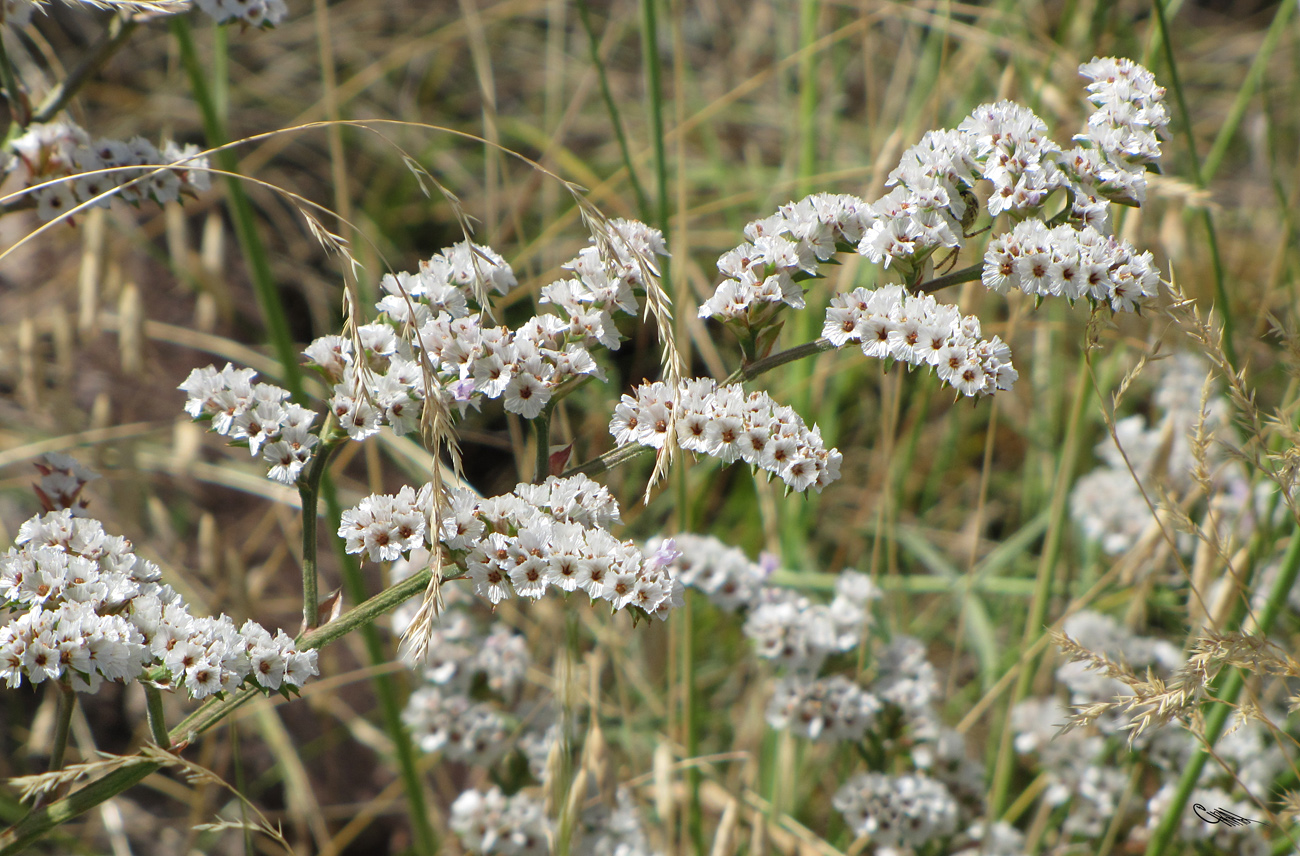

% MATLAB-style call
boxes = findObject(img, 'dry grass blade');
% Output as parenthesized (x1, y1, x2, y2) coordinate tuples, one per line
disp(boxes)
(1051, 629, 1206, 744)
(8, 753, 151, 804)
(572, 193, 683, 500)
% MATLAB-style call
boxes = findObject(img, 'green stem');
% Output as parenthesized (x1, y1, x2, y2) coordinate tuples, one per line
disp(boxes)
(1150, 0, 1234, 369)
(29, 13, 138, 128)
(576, 0, 651, 222)
(988, 353, 1090, 818)
(297, 437, 344, 631)
(1144, 530, 1300, 856)
(1200, 0, 1294, 185)
(533, 405, 553, 484)
(142, 684, 170, 748)
(319, 476, 440, 855)
(0, 20, 28, 137)
(171, 16, 305, 400)
(0, 567, 459, 854)
(640, 0, 669, 237)
(47, 683, 75, 774)
(727, 337, 837, 384)
(915, 262, 983, 296)
(26, 681, 73, 814)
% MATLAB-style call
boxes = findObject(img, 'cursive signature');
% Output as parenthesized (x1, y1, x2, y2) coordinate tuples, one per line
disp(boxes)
(1192, 804, 1264, 827)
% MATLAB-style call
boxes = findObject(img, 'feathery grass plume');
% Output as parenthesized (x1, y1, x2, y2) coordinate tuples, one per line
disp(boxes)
(574, 196, 683, 501)
(1052, 628, 1205, 744)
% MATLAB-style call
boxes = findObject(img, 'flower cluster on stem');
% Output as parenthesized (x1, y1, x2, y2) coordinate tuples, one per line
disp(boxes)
(340, 474, 684, 619)
(1, 509, 316, 698)
(6, 122, 210, 220)
(612, 378, 842, 492)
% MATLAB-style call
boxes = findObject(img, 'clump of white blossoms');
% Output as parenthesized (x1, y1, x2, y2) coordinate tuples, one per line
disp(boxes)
(195, 0, 287, 27)
(340, 475, 684, 619)
(613, 377, 842, 491)
(698, 57, 1168, 405)
(450, 786, 550, 856)
(766, 674, 882, 742)
(31, 451, 100, 516)
(832, 771, 960, 850)
(1054, 610, 1183, 738)
(823, 285, 1017, 397)
(179, 364, 319, 485)
(0, 508, 316, 698)
(305, 223, 664, 441)
(981, 219, 1158, 311)
(6, 122, 210, 221)
(1070, 352, 1257, 558)
(2, 0, 286, 29)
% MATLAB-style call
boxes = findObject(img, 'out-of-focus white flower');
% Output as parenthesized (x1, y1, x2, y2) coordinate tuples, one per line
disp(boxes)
(833, 772, 959, 849)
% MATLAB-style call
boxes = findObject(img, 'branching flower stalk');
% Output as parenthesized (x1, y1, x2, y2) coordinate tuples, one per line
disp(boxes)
(0, 32, 1216, 856)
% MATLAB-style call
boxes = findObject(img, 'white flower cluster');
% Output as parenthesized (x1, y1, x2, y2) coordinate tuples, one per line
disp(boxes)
(179, 364, 319, 485)
(766, 674, 882, 742)
(394, 603, 529, 694)
(0, 510, 316, 697)
(874, 635, 942, 716)
(699, 59, 1166, 325)
(7, 122, 210, 221)
(307, 222, 664, 436)
(953, 822, 1029, 856)
(340, 475, 685, 618)
(981, 220, 1159, 312)
(450, 787, 550, 856)
(612, 378, 842, 492)
(743, 586, 867, 673)
(574, 787, 660, 856)
(195, 0, 287, 27)
(823, 285, 1018, 397)
(832, 772, 959, 849)
(2, 0, 283, 27)
(1071, 56, 1170, 205)
(956, 103, 1065, 219)
(403, 686, 510, 764)
(644, 533, 771, 612)
(32, 451, 100, 515)
(653, 535, 879, 670)
(1071, 353, 1251, 557)
(698, 193, 872, 321)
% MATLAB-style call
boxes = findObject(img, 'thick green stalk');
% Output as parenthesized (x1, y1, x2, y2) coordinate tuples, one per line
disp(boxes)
(319, 478, 440, 855)
(576, 0, 651, 222)
(1200, 0, 1294, 185)
(1150, 0, 1234, 368)
(1144, 530, 1300, 856)
(297, 437, 344, 632)
(142, 684, 169, 748)
(30, 13, 138, 127)
(170, 16, 305, 400)
(49, 684, 74, 773)
(640, 0, 669, 236)
(534, 406, 553, 484)
(988, 353, 1090, 817)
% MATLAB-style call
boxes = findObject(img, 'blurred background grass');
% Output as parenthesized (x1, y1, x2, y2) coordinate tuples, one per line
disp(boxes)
(0, 0, 1298, 853)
